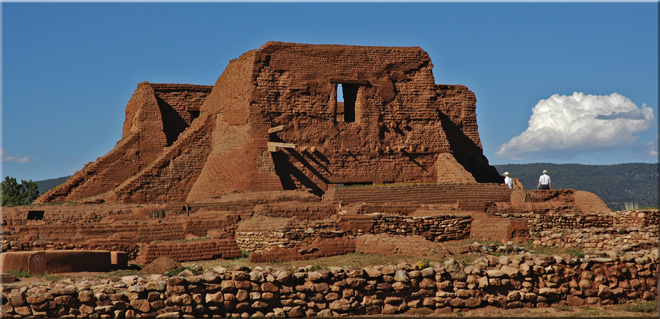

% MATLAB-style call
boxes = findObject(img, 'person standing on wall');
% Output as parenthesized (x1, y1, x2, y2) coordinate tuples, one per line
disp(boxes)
(503, 172, 513, 189)
(537, 170, 551, 190)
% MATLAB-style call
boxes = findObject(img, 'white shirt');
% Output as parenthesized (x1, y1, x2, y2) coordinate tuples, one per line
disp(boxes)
(504, 176, 513, 189)
(539, 174, 551, 185)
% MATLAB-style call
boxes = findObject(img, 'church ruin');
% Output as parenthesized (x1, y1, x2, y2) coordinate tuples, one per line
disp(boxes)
(36, 41, 504, 204)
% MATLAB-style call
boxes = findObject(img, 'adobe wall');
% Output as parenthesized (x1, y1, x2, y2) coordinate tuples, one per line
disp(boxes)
(201, 41, 500, 198)
(0, 250, 126, 275)
(1, 204, 241, 260)
(324, 183, 512, 209)
(2, 251, 656, 318)
(135, 239, 241, 264)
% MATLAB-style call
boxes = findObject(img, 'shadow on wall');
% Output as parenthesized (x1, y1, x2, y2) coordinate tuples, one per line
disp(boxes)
(272, 151, 325, 197)
(157, 97, 189, 146)
(438, 111, 501, 183)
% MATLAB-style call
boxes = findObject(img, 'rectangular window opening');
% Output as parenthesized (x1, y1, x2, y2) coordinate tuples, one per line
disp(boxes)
(337, 83, 359, 123)
(27, 210, 45, 220)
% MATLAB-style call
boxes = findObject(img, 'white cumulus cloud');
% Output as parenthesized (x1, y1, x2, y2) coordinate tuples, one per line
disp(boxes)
(496, 92, 655, 160)
(1, 149, 30, 163)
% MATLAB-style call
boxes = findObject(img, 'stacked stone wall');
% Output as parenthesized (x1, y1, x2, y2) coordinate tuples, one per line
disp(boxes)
(2, 251, 656, 318)
(488, 209, 658, 233)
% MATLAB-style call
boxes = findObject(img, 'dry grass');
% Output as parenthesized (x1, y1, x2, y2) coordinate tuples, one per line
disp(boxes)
(182, 252, 449, 271)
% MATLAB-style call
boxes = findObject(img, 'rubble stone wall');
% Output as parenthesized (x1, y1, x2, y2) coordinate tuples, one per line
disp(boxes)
(488, 209, 658, 233)
(2, 251, 656, 318)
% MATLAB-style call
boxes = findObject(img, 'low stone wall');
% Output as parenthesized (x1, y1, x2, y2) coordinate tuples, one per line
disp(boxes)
(366, 213, 472, 242)
(2, 250, 656, 318)
(487, 209, 659, 233)
(235, 217, 341, 253)
(135, 239, 242, 264)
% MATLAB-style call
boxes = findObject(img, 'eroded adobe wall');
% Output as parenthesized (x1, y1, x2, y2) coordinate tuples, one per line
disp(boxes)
(34, 83, 213, 204)
(0, 205, 240, 260)
(187, 50, 283, 201)
(35, 42, 503, 203)
(435, 84, 501, 182)
(135, 239, 242, 264)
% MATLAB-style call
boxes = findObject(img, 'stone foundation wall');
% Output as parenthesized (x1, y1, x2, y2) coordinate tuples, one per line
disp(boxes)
(2, 250, 656, 318)
(488, 209, 658, 233)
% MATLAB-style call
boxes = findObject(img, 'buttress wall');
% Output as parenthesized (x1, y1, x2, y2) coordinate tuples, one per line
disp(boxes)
(35, 83, 212, 204)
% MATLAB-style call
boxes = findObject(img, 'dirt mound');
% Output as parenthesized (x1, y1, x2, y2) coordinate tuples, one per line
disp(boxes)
(356, 234, 451, 257)
(141, 256, 181, 274)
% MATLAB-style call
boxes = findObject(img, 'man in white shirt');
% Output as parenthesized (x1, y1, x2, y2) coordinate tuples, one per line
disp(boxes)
(503, 172, 513, 189)
(537, 170, 551, 190)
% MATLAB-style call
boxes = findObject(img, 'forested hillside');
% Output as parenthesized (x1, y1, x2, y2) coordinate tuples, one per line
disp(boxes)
(493, 163, 658, 211)
(36, 176, 70, 193)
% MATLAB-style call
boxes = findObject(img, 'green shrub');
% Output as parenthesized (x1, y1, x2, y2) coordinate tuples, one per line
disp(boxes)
(8, 269, 29, 277)
(44, 273, 61, 281)
(565, 247, 585, 258)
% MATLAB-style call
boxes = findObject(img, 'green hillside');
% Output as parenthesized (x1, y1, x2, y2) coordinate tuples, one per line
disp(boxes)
(493, 163, 658, 211)
(36, 176, 70, 193)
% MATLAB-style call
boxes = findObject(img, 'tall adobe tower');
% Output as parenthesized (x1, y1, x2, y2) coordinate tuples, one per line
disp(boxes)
(35, 41, 501, 204)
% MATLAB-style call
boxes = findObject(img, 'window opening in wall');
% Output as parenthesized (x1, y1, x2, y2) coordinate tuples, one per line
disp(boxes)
(337, 83, 359, 123)
(27, 210, 45, 220)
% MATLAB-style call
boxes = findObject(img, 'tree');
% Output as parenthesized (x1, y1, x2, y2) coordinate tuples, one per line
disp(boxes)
(1, 176, 40, 206)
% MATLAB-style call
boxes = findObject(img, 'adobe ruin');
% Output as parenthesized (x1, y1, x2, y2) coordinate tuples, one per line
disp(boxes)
(35, 41, 502, 204)
(3, 42, 655, 318)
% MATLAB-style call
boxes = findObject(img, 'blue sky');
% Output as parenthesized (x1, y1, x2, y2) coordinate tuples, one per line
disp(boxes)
(2, 2, 658, 181)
